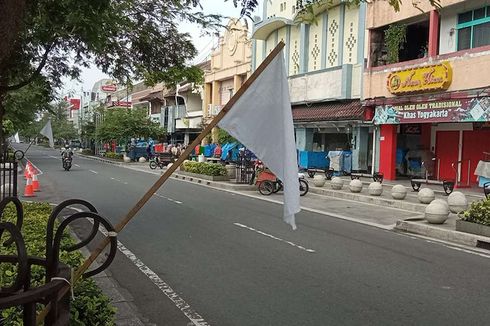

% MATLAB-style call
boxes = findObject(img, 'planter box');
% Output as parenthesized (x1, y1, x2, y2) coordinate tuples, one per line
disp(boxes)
(456, 219, 490, 237)
(178, 171, 229, 182)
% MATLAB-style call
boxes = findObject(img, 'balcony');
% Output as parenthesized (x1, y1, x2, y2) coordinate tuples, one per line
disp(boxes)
(175, 110, 203, 129)
(207, 104, 223, 117)
(363, 47, 490, 99)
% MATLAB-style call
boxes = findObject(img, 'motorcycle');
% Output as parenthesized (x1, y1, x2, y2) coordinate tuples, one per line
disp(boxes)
(62, 156, 72, 171)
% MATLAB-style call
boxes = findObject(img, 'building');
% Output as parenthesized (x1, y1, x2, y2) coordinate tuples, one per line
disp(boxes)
(202, 19, 252, 142)
(252, 0, 372, 172)
(363, 0, 490, 184)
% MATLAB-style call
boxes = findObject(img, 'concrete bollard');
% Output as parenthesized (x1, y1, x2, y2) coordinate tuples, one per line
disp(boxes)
(418, 188, 435, 204)
(368, 182, 383, 196)
(349, 179, 363, 193)
(391, 185, 407, 200)
(447, 191, 468, 214)
(425, 201, 449, 224)
(331, 177, 344, 190)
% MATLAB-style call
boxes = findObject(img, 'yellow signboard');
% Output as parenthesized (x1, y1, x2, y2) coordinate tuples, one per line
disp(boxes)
(387, 62, 452, 95)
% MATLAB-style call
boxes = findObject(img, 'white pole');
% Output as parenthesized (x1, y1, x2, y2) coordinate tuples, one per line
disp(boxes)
(371, 125, 377, 175)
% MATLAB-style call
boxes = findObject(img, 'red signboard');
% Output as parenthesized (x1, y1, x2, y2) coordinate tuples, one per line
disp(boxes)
(68, 98, 80, 110)
(374, 97, 490, 124)
(101, 84, 117, 92)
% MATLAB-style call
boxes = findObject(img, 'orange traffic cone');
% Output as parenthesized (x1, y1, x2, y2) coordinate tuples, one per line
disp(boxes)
(24, 165, 30, 179)
(32, 173, 40, 192)
(23, 175, 36, 197)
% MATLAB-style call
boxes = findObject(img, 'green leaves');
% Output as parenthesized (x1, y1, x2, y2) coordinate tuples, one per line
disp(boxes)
(0, 201, 116, 324)
(384, 24, 407, 64)
(95, 107, 165, 143)
(460, 198, 490, 226)
(182, 161, 227, 176)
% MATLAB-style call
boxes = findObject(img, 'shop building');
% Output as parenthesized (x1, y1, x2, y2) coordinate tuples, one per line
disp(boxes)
(252, 0, 372, 172)
(202, 19, 251, 143)
(363, 0, 490, 185)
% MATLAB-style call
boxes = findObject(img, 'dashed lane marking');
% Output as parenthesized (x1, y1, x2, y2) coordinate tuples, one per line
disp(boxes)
(234, 223, 316, 253)
(89, 170, 98, 174)
(153, 193, 183, 204)
(74, 164, 80, 167)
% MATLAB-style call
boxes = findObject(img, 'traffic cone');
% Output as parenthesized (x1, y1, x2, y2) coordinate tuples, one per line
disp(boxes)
(23, 175, 35, 197)
(32, 173, 40, 192)
(24, 164, 30, 179)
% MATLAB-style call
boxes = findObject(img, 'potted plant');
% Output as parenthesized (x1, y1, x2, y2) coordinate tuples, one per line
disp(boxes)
(456, 198, 490, 237)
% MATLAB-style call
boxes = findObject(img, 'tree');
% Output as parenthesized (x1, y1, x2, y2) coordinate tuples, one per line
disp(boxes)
(0, 0, 230, 142)
(95, 107, 165, 145)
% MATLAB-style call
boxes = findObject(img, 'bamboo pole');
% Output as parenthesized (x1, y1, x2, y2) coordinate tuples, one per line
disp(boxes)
(36, 41, 285, 324)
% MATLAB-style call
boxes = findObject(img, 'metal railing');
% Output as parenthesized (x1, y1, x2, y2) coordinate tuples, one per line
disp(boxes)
(0, 198, 117, 325)
(0, 144, 19, 200)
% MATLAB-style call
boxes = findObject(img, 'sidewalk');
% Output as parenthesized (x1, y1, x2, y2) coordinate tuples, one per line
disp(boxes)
(80, 154, 490, 250)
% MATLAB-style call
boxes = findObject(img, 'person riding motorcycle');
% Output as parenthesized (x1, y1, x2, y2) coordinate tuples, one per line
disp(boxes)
(61, 144, 73, 170)
(61, 144, 73, 159)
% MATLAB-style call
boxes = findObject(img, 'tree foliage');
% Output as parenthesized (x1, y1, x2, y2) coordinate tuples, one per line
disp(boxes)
(95, 107, 165, 143)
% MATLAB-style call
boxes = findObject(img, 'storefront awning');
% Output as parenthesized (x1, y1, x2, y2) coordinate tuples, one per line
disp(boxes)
(292, 100, 365, 122)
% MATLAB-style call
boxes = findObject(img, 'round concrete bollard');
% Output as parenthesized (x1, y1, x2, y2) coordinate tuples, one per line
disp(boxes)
(313, 175, 326, 187)
(418, 188, 435, 204)
(431, 198, 449, 209)
(391, 184, 407, 200)
(349, 179, 363, 193)
(447, 191, 468, 214)
(123, 155, 131, 163)
(330, 177, 344, 190)
(425, 201, 449, 224)
(368, 182, 383, 196)
(138, 157, 146, 163)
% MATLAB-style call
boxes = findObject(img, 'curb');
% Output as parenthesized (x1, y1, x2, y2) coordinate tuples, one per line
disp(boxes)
(308, 187, 427, 213)
(395, 220, 490, 248)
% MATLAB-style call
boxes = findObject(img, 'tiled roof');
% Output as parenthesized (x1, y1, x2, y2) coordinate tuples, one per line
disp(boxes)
(292, 100, 364, 122)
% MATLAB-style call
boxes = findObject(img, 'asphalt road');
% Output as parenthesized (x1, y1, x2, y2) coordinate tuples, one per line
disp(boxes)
(16, 144, 490, 325)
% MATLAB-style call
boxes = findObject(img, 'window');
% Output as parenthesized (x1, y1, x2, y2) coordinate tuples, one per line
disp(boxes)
(457, 7, 490, 50)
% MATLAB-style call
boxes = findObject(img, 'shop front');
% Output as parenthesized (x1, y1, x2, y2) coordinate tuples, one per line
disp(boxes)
(374, 96, 490, 185)
(293, 100, 374, 174)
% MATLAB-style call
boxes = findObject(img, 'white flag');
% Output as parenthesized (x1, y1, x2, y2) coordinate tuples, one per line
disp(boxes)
(39, 120, 54, 148)
(219, 52, 300, 229)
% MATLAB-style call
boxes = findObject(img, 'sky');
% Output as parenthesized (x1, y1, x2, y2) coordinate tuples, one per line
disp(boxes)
(62, 1, 261, 96)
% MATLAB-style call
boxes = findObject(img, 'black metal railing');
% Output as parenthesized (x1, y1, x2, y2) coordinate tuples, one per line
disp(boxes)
(0, 144, 19, 200)
(0, 197, 117, 325)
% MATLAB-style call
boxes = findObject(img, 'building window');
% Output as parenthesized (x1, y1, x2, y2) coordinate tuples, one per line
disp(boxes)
(457, 6, 490, 51)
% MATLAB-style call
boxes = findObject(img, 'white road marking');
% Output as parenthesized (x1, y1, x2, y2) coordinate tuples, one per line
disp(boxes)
(89, 170, 98, 174)
(234, 223, 316, 253)
(64, 207, 209, 326)
(115, 240, 209, 326)
(123, 182, 128, 185)
(74, 164, 80, 167)
(49, 155, 59, 159)
(153, 193, 183, 204)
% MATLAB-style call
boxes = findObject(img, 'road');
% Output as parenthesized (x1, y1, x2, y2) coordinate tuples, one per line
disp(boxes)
(16, 144, 490, 325)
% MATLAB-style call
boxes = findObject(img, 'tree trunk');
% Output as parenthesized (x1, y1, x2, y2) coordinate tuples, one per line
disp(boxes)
(0, 0, 27, 74)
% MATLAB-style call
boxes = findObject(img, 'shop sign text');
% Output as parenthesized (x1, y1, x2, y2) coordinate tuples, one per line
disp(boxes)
(374, 98, 490, 124)
(386, 62, 452, 95)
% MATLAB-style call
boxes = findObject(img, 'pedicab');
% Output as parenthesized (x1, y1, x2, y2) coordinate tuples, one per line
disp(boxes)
(255, 167, 309, 196)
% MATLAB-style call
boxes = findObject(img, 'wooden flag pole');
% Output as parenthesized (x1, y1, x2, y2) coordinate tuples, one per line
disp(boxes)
(36, 41, 285, 324)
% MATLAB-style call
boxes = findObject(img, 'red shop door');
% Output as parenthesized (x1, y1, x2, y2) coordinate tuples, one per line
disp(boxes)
(435, 131, 459, 181)
(462, 130, 490, 184)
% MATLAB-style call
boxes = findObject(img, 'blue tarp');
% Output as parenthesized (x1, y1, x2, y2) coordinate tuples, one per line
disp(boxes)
(221, 142, 240, 161)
